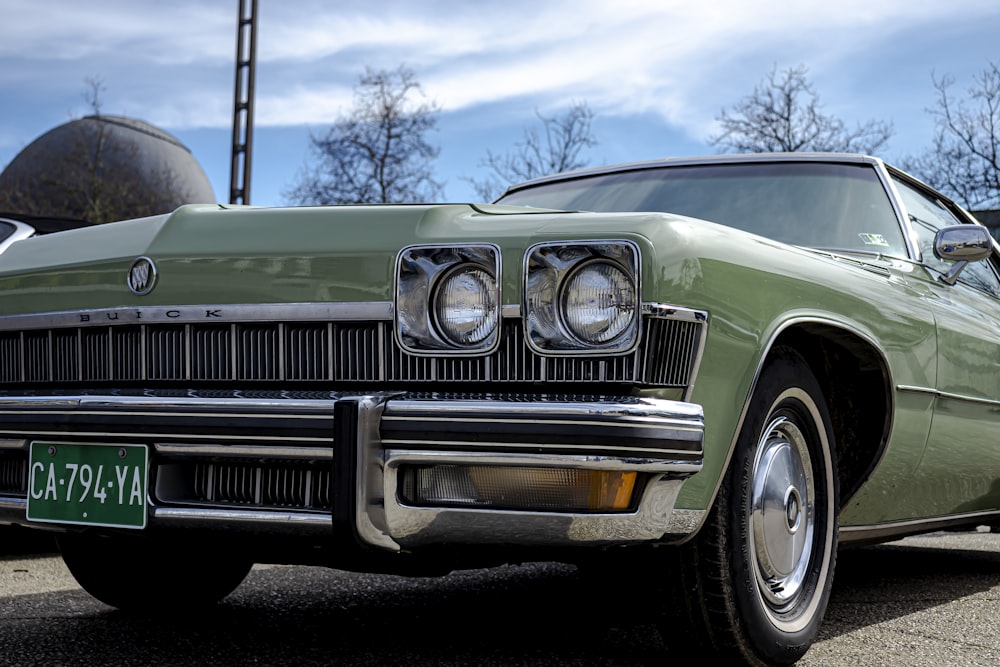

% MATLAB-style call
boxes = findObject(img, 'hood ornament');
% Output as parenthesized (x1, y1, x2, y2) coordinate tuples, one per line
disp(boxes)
(127, 256, 157, 296)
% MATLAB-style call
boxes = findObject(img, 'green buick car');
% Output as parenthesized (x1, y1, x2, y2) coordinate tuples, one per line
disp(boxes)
(0, 153, 997, 665)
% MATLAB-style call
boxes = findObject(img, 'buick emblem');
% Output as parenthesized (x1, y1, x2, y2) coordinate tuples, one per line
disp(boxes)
(127, 256, 157, 296)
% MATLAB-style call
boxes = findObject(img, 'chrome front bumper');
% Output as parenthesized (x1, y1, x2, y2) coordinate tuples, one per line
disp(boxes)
(0, 391, 705, 550)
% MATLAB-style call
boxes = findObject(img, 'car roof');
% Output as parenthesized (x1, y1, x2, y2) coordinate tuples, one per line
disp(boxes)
(501, 153, 884, 195)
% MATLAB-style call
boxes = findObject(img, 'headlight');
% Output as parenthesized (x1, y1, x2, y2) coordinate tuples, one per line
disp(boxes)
(562, 260, 636, 344)
(524, 241, 640, 354)
(396, 244, 501, 354)
(434, 265, 498, 345)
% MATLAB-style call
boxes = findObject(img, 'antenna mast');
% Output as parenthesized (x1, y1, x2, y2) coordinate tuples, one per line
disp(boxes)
(229, 0, 257, 205)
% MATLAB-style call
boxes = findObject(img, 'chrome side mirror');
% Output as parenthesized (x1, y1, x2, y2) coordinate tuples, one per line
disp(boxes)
(934, 225, 993, 285)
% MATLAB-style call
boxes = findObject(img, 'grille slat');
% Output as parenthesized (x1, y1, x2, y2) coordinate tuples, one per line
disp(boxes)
(187, 460, 331, 511)
(0, 335, 20, 383)
(0, 317, 701, 388)
(0, 450, 27, 493)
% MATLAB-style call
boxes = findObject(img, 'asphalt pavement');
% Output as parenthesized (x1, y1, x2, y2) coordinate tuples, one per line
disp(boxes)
(1, 529, 998, 666)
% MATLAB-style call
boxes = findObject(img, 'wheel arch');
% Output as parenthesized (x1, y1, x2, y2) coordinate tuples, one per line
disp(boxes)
(768, 320, 893, 508)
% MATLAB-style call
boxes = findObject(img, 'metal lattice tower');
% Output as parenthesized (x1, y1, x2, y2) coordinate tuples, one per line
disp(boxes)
(229, 0, 257, 205)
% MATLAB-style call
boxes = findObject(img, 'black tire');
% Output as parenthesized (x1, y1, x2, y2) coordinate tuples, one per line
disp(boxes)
(661, 347, 839, 666)
(58, 532, 253, 612)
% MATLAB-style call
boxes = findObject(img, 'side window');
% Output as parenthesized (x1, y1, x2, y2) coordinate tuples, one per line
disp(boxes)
(893, 176, 1000, 299)
(0, 221, 13, 244)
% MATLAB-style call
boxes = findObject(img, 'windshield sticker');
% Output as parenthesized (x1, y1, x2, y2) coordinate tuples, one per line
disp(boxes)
(858, 233, 890, 247)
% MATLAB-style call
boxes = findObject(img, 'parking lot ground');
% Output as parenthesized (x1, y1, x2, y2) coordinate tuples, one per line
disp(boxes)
(1, 528, 998, 665)
(800, 530, 1000, 666)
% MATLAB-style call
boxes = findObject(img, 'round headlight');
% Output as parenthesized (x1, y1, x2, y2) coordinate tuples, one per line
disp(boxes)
(561, 261, 636, 344)
(434, 265, 498, 346)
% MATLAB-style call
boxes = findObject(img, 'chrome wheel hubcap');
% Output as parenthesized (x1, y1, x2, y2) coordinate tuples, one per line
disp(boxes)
(750, 415, 815, 611)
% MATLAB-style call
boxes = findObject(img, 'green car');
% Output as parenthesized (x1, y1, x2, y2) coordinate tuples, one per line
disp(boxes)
(0, 153, 996, 664)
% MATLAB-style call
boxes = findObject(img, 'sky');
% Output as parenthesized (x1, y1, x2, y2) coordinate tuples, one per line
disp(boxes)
(2, 0, 999, 207)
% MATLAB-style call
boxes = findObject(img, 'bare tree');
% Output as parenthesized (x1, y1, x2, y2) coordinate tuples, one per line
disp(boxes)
(286, 65, 442, 205)
(469, 101, 597, 201)
(710, 64, 893, 154)
(83, 75, 106, 116)
(902, 62, 1000, 210)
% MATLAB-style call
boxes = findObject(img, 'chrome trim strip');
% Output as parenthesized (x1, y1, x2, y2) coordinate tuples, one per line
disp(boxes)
(0, 301, 705, 332)
(0, 301, 395, 331)
(641, 302, 708, 323)
(841, 510, 1000, 544)
(381, 414, 703, 430)
(151, 506, 332, 536)
(384, 450, 701, 474)
(384, 396, 704, 421)
(0, 496, 26, 515)
(897, 384, 1000, 408)
(7, 408, 331, 421)
(380, 439, 702, 462)
(0, 439, 26, 450)
(0, 429, 330, 444)
(502, 153, 883, 194)
(0, 394, 337, 411)
(0, 495, 25, 509)
(154, 443, 333, 460)
(873, 160, 924, 262)
(384, 450, 698, 467)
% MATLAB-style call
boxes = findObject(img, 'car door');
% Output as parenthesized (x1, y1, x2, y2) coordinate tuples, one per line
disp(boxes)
(892, 174, 1000, 520)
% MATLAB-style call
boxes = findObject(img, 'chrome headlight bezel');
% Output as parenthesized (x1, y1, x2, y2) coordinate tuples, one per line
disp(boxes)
(523, 240, 640, 355)
(395, 244, 501, 355)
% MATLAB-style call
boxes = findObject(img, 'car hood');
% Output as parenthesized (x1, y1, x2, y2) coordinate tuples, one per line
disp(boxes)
(0, 203, 689, 316)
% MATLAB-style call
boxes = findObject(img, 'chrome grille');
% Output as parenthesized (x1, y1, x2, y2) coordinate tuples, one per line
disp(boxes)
(0, 316, 701, 388)
(0, 450, 26, 494)
(187, 460, 332, 511)
(643, 316, 704, 386)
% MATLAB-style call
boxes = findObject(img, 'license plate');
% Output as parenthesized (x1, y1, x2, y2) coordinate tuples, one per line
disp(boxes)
(27, 442, 148, 529)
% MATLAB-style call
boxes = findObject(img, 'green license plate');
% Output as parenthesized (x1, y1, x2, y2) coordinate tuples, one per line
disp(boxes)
(27, 442, 148, 529)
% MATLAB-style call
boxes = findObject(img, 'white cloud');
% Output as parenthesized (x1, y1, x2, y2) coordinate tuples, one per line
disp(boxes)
(2, 0, 999, 142)
(234, 0, 1000, 133)
(2, 0, 232, 63)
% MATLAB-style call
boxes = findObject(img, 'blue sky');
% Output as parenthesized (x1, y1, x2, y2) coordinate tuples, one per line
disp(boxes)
(2, 0, 999, 207)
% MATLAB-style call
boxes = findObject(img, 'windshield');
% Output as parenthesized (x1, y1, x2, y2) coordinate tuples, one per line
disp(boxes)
(497, 162, 907, 257)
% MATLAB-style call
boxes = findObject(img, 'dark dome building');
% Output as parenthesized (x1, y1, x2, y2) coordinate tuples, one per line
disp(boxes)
(0, 115, 215, 224)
